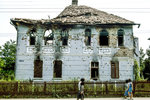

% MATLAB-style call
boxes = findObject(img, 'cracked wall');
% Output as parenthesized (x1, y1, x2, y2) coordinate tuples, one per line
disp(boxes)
(14, 24, 138, 82)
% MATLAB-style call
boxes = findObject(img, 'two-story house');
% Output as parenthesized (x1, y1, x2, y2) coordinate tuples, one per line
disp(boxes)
(11, 0, 140, 81)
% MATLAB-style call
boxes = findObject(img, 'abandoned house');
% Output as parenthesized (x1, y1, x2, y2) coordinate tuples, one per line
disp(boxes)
(10, 0, 140, 82)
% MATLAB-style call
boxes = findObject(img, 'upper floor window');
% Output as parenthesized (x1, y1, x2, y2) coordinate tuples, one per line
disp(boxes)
(118, 29, 124, 46)
(44, 30, 54, 45)
(61, 29, 69, 46)
(85, 29, 91, 46)
(29, 28, 36, 45)
(99, 30, 109, 46)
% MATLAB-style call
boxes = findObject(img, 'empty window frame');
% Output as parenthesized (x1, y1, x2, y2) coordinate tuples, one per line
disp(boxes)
(85, 29, 91, 46)
(61, 29, 69, 46)
(111, 61, 119, 78)
(91, 62, 99, 79)
(118, 29, 124, 46)
(53, 60, 62, 78)
(99, 30, 109, 46)
(34, 60, 43, 78)
(30, 28, 36, 45)
(44, 30, 54, 45)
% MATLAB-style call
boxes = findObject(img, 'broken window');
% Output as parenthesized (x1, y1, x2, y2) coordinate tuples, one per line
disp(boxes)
(53, 60, 62, 78)
(118, 29, 124, 46)
(61, 29, 69, 46)
(30, 28, 36, 45)
(99, 30, 109, 46)
(44, 30, 54, 45)
(34, 60, 43, 78)
(111, 61, 119, 78)
(91, 62, 99, 79)
(85, 29, 91, 46)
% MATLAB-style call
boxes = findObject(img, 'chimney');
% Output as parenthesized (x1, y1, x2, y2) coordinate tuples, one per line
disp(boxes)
(72, 0, 78, 6)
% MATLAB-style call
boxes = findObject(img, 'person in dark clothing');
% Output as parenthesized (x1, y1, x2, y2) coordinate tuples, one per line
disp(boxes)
(77, 78, 85, 100)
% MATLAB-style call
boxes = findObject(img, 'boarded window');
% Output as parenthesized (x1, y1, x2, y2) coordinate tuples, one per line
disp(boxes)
(30, 28, 36, 45)
(91, 62, 99, 79)
(111, 61, 119, 78)
(54, 60, 62, 78)
(61, 29, 68, 46)
(85, 29, 91, 46)
(99, 30, 109, 46)
(44, 30, 54, 45)
(118, 29, 124, 46)
(34, 60, 43, 78)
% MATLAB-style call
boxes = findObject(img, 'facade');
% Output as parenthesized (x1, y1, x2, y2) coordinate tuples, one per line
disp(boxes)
(11, 0, 140, 82)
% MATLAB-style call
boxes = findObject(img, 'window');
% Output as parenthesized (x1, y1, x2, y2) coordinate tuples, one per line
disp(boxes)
(99, 30, 109, 46)
(53, 60, 62, 78)
(61, 29, 69, 46)
(44, 30, 54, 45)
(34, 60, 43, 78)
(111, 61, 119, 78)
(30, 28, 36, 45)
(91, 62, 99, 79)
(118, 29, 124, 46)
(85, 29, 91, 46)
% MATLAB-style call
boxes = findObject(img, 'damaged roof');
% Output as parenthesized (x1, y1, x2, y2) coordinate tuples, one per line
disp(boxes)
(10, 18, 50, 26)
(51, 5, 136, 25)
(11, 5, 137, 26)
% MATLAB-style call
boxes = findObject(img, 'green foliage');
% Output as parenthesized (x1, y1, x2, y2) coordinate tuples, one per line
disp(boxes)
(0, 40, 16, 80)
(139, 48, 145, 79)
(134, 60, 141, 81)
(143, 49, 150, 80)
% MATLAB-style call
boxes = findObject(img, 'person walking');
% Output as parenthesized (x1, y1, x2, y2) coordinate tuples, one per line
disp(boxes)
(77, 78, 85, 100)
(128, 79, 133, 100)
(124, 79, 129, 99)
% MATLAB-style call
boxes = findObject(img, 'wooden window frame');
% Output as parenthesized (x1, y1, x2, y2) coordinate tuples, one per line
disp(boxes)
(111, 61, 119, 79)
(91, 62, 99, 79)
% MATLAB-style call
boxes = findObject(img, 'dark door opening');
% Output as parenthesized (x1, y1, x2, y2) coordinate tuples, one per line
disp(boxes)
(54, 60, 62, 78)
(34, 60, 43, 78)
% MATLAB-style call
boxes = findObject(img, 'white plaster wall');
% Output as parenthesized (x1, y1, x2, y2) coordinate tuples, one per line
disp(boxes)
(15, 25, 136, 82)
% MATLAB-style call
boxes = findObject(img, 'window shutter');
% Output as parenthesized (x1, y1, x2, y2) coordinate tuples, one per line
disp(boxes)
(111, 62, 115, 78)
(116, 62, 119, 78)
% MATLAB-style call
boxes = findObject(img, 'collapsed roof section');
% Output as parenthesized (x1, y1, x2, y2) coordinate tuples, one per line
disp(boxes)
(10, 18, 50, 27)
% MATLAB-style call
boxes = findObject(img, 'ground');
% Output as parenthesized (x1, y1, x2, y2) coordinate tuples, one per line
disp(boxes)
(0, 98, 150, 100)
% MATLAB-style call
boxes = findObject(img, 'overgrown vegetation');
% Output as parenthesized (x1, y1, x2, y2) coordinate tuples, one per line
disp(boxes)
(0, 40, 16, 81)
(143, 49, 150, 80)
(0, 81, 150, 98)
(134, 60, 141, 81)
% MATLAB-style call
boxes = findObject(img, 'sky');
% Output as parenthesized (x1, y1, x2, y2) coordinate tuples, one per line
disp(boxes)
(0, 0, 150, 52)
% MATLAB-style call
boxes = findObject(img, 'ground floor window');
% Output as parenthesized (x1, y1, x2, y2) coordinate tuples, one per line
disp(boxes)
(53, 60, 62, 78)
(91, 62, 99, 79)
(34, 60, 43, 78)
(111, 61, 119, 78)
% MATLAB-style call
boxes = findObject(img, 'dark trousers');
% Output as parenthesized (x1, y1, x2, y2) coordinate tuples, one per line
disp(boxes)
(77, 92, 84, 100)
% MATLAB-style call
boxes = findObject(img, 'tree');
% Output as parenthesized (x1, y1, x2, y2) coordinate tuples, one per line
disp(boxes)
(0, 40, 16, 80)
(139, 48, 145, 79)
(143, 49, 150, 80)
(134, 60, 141, 81)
